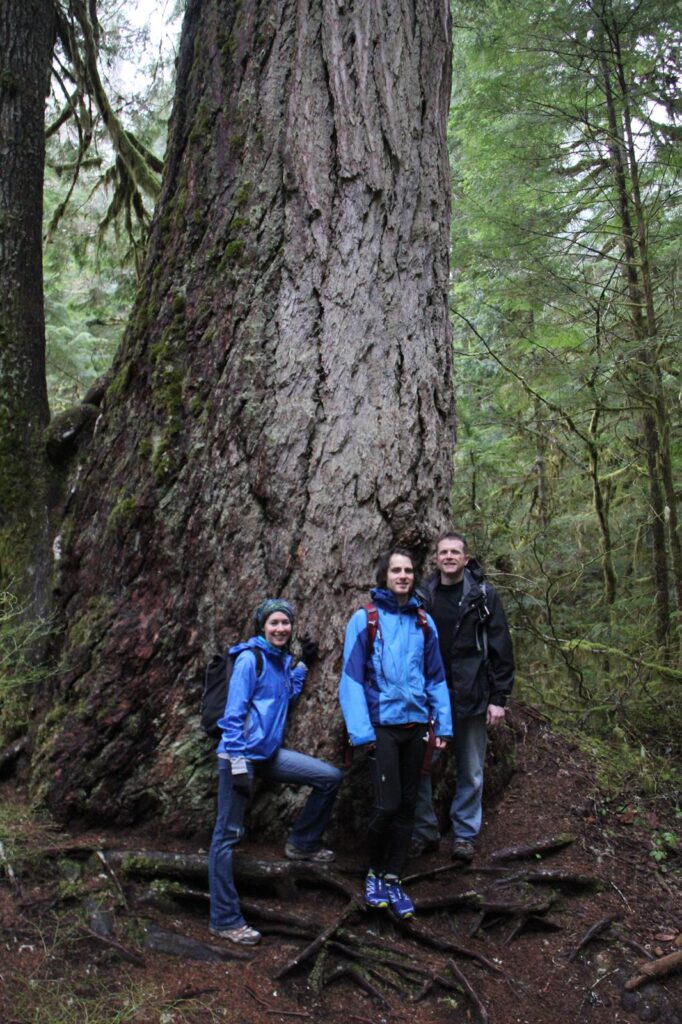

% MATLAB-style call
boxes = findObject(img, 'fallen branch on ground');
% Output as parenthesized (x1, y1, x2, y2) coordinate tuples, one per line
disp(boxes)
(624, 950, 682, 990)
(489, 834, 575, 862)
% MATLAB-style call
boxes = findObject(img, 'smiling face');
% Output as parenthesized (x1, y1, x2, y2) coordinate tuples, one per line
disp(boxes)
(385, 553, 415, 605)
(263, 612, 293, 647)
(435, 537, 469, 583)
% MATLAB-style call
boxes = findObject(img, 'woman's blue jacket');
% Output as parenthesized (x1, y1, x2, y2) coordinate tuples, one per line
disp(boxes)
(338, 589, 453, 746)
(216, 636, 307, 761)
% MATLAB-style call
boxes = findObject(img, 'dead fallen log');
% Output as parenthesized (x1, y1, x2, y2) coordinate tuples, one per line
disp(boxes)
(143, 923, 252, 961)
(566, 912, 622, 962)
(489, 833, 575, 863)
(624, 950, 682, 990)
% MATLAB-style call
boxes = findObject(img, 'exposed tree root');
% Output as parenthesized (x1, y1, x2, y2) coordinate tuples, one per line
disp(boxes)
(323, 964, 390, 1003)
(446, 958, 489, 1023)
(103, 849, 356, 899)
(273, 900, 361, 979)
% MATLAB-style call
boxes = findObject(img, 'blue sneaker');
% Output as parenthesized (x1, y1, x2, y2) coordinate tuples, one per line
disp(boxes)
(384, 876, 414, 919)
(364, 870, 389, 908)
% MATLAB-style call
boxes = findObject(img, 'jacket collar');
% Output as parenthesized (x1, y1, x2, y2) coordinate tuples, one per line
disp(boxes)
(370, 588, 421, 614)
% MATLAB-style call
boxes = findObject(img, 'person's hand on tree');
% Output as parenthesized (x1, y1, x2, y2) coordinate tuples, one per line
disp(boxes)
(298, 635, 320, 667)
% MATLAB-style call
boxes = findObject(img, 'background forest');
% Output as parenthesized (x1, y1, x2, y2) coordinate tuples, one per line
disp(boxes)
(3, 0, 681, 832)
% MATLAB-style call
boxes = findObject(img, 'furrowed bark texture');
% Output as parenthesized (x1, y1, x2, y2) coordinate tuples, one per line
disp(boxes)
(0, 0, 53, 607)
(35, 0, 455, 831)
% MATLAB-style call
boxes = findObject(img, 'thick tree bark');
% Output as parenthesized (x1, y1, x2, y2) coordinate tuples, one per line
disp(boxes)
(0, 0, 54, 608)
(34, 0, 456, 831)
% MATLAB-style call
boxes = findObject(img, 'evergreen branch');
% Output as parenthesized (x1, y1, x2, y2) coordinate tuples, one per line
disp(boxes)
(541, 636, 682, 681)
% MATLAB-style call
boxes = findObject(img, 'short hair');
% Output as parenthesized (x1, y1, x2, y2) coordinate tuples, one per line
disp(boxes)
(375, 547, 416, 589)
(435, 530, 468, 553)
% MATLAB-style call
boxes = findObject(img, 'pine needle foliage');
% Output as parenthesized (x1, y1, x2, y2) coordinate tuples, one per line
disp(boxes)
(448, 0, 682, 802)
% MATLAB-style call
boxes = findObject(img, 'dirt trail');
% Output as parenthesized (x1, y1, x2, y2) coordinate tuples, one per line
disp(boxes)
(1, 709, 680, 1023)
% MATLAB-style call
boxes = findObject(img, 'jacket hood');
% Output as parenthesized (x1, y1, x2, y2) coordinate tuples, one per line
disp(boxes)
(370, 588, 422, 613)
(229, 635, 288, 659)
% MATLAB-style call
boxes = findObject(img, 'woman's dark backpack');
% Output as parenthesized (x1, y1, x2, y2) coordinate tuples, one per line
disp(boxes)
(200, 649, 264, 739)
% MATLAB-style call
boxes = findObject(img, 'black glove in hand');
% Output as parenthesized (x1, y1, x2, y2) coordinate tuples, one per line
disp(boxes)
(230, 762, 253, 796)
(299, 635, 320, 667)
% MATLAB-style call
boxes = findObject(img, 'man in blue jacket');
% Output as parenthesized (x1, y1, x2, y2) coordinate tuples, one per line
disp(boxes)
(339, 549, 453, 918)
(412, 532, 515, 862)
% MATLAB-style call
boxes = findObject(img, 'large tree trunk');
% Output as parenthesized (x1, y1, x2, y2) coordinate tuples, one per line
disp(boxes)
(0, 0, 54, 609)
(33, 0, 455, 833)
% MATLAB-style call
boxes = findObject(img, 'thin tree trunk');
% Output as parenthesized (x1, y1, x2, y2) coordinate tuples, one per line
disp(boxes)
(0, 0, 54, 610)
(598, 38, 670, 644)
(35, 0, 456, 831)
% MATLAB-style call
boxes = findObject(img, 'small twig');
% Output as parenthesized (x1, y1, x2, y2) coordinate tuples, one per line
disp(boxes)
(612, 930, 655, 960)
(0, 840, 21, 897)
(245, 985, 312, 1017)
(96, 850, 128, 908)
(80, 925, 145, 966)
(566, 913, 622, 962)
(403, 862, 465, 884)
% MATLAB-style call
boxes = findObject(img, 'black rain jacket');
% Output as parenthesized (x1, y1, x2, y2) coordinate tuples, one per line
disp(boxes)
(417, 561, 515, 718)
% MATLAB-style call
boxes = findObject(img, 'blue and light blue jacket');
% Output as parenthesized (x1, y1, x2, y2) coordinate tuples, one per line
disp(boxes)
(216, 636, 307, 761)
(338, 589, 453, 746)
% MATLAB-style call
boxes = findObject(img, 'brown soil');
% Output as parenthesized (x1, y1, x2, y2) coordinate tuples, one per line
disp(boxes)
(1, 708, 680, 1024)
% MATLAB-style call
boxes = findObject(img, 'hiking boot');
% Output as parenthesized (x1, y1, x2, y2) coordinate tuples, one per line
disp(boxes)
(284, 842, 335, 863)
(451, 838, 475, 863)
(384, 876, 415, 919)
(364, 870, 389, 908)
(409, 836, 440, 858)
(209, 923, 261, 945)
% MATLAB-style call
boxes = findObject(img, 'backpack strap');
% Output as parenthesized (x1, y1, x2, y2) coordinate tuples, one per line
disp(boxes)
(366, 603, 431, 650)
(416, 606, 429, 642)
(364, 603, 379, 653)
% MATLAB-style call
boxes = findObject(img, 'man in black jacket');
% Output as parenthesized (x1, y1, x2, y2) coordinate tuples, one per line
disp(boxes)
(412, 531, 515, 861)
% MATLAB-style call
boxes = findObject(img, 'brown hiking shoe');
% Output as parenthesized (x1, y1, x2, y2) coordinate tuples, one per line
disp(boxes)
(451, 838, 475, 863)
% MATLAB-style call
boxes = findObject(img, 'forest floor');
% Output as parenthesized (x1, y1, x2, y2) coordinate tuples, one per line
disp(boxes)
(1, 708, 681, 1024)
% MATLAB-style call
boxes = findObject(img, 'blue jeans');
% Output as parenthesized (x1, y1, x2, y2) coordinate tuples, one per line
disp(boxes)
(413, 713, 488, 843)
(208, 749, 342, 930)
